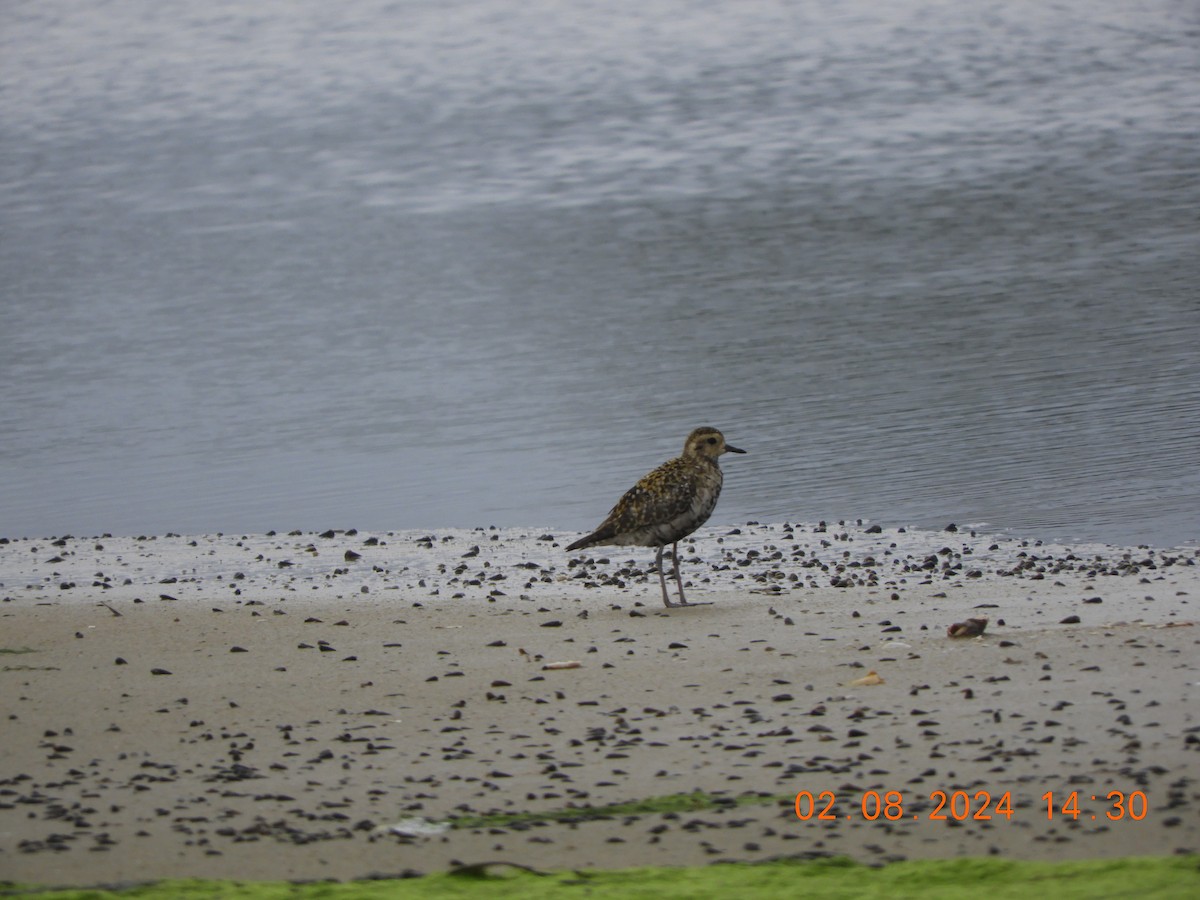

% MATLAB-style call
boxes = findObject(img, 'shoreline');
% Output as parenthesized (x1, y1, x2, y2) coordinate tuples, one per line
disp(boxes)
(2, 524, 1197, 884)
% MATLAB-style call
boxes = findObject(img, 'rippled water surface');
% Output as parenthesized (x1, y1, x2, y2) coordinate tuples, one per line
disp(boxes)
(2, 0, 1198, 545)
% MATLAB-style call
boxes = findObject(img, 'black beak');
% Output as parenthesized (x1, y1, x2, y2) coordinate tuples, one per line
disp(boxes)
(726, 444, 747, 454)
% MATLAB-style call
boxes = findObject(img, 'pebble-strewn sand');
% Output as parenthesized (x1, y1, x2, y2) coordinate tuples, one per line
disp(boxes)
(1, 524, 1196, 885)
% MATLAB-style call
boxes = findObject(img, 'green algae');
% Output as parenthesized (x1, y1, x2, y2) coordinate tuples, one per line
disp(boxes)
(444, 789, 775, 829)
(0, 646, 56, 672)
(2, 856, 1196, 900)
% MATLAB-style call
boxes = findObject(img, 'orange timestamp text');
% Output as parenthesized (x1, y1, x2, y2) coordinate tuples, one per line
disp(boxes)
(795, 789, 1149, 822)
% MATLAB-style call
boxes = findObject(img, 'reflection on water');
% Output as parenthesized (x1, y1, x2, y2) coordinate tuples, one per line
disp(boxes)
(1, 0, 1198, 545)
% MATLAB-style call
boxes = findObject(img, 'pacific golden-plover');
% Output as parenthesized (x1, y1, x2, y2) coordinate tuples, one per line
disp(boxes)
(566, 426, 746, 608)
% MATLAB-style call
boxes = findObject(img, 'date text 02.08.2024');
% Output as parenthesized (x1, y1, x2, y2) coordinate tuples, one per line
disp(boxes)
(794, 789, 1149, 823)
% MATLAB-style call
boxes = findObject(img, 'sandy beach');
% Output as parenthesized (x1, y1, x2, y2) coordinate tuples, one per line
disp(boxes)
(1, 523, 1196, 886)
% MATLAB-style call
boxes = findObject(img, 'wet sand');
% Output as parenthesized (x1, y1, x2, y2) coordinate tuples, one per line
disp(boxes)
(1, 524, 1196, 885)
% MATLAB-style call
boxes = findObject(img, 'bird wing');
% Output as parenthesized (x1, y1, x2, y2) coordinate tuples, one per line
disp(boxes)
(603, 458, 701, 534)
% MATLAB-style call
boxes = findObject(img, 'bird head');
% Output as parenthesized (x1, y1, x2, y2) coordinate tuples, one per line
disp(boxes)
(684, 427, 746, 459)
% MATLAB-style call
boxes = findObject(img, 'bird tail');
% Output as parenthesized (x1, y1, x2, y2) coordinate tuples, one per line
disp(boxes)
(565, 525, 615, 552)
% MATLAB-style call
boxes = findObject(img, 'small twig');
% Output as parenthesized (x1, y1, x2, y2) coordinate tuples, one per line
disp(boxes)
(99, 601, 123, 617)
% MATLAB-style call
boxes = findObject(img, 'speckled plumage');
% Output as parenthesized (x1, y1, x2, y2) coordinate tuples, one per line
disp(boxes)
(566, 426, 746, 607)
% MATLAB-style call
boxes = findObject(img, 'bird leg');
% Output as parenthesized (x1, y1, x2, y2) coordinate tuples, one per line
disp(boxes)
(661, 542, 711, 608)
(655, 544, 673, 607)
(671, 541, 687, 605)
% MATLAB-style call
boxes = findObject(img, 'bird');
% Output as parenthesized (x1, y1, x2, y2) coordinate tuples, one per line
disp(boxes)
(565, 426, 746, 608)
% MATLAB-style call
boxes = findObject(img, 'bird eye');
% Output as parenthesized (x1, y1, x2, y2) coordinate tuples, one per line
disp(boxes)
(706, 437, 717, 444)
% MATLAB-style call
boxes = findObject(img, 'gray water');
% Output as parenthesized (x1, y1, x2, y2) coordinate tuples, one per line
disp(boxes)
(2, 0, 1198, 546)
